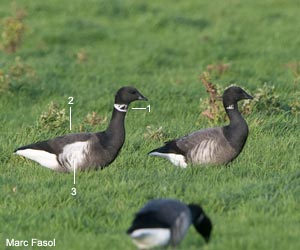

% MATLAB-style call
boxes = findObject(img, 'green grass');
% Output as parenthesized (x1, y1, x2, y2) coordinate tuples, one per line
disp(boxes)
(1, 0, 300, 249)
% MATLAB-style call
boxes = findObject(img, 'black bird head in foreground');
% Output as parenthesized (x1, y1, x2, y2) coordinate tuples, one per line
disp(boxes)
(188, 204, 213, 243)
(127, 199, 213, 249)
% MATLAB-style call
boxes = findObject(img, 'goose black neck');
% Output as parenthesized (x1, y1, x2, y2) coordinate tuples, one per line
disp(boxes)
(223, 102, 249, 152)
(188, 204, 212, 243)
(106, 107, 126, 138)
(188, 204, 203, 223)
(224, 103, 244, 125)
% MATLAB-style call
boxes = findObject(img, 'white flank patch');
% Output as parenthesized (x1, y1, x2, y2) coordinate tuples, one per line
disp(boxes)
(58, 141, 90, 171)
(149, 152, 187, 168)
(130, 228, 171, 249)
(15, 149, 60, 170)
(190, 140, 217, 164)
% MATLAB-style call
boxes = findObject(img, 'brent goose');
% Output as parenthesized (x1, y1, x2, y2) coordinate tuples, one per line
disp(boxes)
(127, 199, 212, 249)
(14, 86, 147, 172)
(149, 86, 253, 168)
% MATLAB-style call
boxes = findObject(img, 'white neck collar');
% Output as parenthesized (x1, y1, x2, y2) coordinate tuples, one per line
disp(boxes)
(114, 104, 128, 112)
(226, 104, 234, 110)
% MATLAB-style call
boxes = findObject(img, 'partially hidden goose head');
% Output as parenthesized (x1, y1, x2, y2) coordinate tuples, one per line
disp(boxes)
(148, 86, 253, 168)
(127, 199, 212, 249)
(14, 86, 147, 172)
(188, 204, 212, 243)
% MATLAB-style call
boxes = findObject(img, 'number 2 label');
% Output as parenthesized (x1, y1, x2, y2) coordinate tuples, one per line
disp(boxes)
(68, 97, 74, 105)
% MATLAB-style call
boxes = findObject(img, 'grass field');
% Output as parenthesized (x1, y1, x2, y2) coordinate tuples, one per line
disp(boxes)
(1, 0, 299, 249)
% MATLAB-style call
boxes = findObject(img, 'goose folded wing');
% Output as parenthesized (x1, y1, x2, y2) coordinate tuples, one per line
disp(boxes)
(175, 127, 236, 164)
(16, 133, 94, 155)
(174, 128, 223, 153)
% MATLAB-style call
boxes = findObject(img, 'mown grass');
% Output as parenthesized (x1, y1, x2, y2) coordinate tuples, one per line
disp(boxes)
(1, 0, 300, 250)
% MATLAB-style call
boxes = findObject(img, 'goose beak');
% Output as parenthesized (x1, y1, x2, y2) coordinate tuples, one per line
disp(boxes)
(244, 92, 253, 100)
(138, 93, 148, 101)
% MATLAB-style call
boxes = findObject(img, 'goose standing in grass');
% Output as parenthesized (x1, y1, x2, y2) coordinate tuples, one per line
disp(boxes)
(149, 86, 253, 168)
(127, 199, 212, 249)
(14, 86, 148, 172)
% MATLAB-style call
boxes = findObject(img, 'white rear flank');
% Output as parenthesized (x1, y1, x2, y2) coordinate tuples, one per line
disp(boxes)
(129, 228, 171, 249)
(149, 152, 187, 168)
(58, 141, 90, 171)
(15, 149, 60, 170)
(190, 139, 218, 164)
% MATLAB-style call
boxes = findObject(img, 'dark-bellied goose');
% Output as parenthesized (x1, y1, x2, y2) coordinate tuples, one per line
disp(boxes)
(127, 199, 212, 249)
(149, 86, 253, 168)
(14, 86, 148, 172)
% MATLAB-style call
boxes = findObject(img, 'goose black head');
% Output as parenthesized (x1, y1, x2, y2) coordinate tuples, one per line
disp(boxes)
(188, 204, 212, 243)
(222, 86, 253, 108)
(115, 86, 148, 105)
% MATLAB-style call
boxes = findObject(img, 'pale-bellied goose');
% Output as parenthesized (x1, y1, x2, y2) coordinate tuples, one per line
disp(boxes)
(148, 86, 253, 168)
(127, 199, 212, 249)
(14, 86, 148, 172)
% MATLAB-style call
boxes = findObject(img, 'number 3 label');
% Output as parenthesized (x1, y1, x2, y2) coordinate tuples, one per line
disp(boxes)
(71, 187, 77, 196)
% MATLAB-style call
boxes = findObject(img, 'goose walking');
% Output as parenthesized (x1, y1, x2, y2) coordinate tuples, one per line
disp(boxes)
(14, 86, 148, 172)
(149, 86, 253, 168)
(127, 199, 212, 249)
